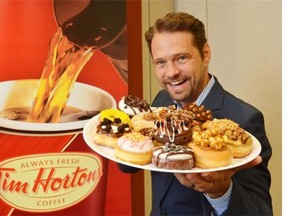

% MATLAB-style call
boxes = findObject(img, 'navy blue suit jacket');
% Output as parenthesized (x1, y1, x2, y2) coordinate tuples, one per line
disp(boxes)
(119, 77, 272, 215)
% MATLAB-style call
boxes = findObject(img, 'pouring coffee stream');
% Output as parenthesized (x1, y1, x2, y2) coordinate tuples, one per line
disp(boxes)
(53, 0, 128, 81)
(26, 0, 127, 123)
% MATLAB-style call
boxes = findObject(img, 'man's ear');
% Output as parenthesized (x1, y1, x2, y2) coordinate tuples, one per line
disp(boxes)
(203, 43, 211, 67)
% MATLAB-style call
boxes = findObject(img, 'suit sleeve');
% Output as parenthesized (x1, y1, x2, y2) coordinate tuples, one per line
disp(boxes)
(223, 111, 273, 215)
(117, 163, 140, 173)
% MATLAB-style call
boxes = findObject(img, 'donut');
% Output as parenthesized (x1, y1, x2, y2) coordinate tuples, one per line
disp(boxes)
(188, 129, 233, 169)
(131, 113, 155, 132)
(153, 108, 194, 145)
(99, 108, 131, 125)
(152, 143, 194, 170)
(115, 132, 154, 165)
(94, 109, 131, 148)
(130, 107, 166, 134)
(183, 103, 214, 122)
(118, 95, 152, 116)
(202, 119, 253, 158)
(188, 144, 233, 169)
(227, 138, 253, 158)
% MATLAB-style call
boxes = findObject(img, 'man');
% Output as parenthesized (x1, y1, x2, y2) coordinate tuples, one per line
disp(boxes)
(119, 12, 272, 215)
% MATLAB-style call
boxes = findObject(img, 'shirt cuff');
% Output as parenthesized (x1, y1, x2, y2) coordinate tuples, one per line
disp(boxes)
(204, 181, 233, 216)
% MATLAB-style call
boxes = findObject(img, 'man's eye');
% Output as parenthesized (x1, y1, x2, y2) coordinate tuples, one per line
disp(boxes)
(155, 60, 166, 67)
(177, 55, 189, 64)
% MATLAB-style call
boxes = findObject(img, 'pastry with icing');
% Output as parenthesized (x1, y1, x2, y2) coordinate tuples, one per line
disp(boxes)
(94, 109, 131, 148)
(118, 95, 152, 116)
(153, 108, 194, 145)
(152, 143, 194, 170)
(115, 132, 154, 165)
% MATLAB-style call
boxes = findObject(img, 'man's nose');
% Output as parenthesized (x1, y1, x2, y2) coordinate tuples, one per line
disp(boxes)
(166, 61, 180, 78)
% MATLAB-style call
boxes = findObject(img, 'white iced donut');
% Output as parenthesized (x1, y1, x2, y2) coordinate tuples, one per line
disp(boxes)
(115, 132, 154, 165)
(118, 95, 152, 116)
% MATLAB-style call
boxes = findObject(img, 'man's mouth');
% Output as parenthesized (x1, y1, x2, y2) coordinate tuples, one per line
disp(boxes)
(168, 79, 187, 87)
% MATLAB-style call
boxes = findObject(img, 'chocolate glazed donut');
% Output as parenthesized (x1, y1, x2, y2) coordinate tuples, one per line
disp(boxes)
(153, 113, 192, 145)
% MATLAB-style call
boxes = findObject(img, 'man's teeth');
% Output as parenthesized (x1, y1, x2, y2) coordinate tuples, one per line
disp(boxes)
(170, 80, 185, 86)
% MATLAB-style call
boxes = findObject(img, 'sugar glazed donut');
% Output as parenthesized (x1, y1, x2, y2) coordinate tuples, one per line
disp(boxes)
(152, 143, 194, 170)
(94, 109, 131, 148)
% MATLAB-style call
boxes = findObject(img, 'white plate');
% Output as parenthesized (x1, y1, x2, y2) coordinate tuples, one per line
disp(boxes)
(83, 115, 262, 173)
(0, 79, 116, 136)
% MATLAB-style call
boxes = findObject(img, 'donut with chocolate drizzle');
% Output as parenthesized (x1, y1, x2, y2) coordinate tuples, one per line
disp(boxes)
(118, 95, 152, 116)
(152, 143, 194, 170)
(153, 111, 193, 145)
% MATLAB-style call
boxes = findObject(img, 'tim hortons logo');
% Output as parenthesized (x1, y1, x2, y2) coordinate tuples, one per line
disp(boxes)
(0, 153, 103, 212)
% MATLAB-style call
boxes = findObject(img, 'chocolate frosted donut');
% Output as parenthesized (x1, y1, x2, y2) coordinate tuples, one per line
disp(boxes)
(152, 143, 194, 170)
(153, 110, 193, 145)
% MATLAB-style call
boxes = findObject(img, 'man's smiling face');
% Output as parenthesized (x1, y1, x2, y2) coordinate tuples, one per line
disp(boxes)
(151, 31, 211, 106)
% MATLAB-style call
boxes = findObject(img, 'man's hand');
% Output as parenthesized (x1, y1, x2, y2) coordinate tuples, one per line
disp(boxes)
(174, 156, 262, 198)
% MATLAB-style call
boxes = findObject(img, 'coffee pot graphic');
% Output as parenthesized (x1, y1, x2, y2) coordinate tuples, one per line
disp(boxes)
(53, 0, 128, 82)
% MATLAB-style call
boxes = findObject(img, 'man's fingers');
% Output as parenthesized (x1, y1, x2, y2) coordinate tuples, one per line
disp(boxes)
(175, 156, 262, 187)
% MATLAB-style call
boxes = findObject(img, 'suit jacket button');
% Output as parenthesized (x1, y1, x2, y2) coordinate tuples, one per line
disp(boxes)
(161, 211, 168, 216)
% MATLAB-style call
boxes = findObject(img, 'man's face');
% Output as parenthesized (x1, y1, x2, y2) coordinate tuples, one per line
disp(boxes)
(151, 31, 210, 106)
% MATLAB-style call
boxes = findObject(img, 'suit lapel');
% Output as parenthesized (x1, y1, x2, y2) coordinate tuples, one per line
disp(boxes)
(201, 77, 225, 111)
